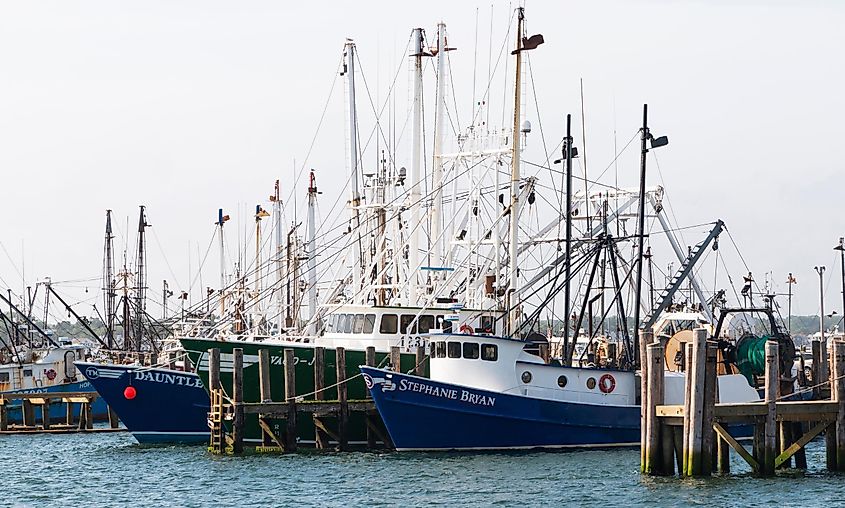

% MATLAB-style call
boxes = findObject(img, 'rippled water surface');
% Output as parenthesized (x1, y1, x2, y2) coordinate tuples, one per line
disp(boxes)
(1, 432, 842, 507)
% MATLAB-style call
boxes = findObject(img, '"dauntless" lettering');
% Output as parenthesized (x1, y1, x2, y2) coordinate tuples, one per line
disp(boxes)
(134, 371, 204, 388)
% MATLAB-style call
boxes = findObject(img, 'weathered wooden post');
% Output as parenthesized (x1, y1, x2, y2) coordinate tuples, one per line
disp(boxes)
(336, 346, 348, 451)
(208, 348, 220, 392)
(639, 330, 653, 472)
(86, 399, 93, 430)
(812, 340, 821, 398)
(0, 400, 7, 431)
(643, 341, 665, 475)
(22, 399, 34, 427)
(284, 349, 297, 452)
(313, 346, 327, 449)
(65, 400, 73, 426)
(684, 328, 707, 476)
(682, 342, 693, 476)
(108, 405, 119, 429)
(390, 346, 401, 373)
(827, 342, 838, 470)
(232, 347, 244, 454)
(701, 343, 718, 475)
(415, 345, 426, 376)
(835, 340, 845, 471)
(762, 340, 778, 476)
(41, 398, 51, 430)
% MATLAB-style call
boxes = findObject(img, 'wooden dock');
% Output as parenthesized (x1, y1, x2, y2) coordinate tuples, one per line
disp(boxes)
(0, 391, 123, 435)
(206, 345, 405, 454)
(641, 328, 845, 477)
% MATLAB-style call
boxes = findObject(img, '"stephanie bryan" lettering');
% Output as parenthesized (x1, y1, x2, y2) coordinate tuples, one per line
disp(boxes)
(398, 378, 495, 406)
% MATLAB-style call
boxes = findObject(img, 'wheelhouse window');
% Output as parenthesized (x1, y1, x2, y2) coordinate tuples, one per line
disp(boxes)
(463, 342, 480, 359)
(481, 344, 498, 361)
(23, 369, 33, 377)
(435, 341, 447, 358)
(380, 314, 398, 334)
(418, 315, 435, 333)
(363, 314, 376, 334)
(441, 317, 453, 333)
(400, 314, 417, 335)
(480, 316, 495, 334)
(353, 314, 365, 334)
(0, 372, 9, 382)
(447, 342, 461, 358)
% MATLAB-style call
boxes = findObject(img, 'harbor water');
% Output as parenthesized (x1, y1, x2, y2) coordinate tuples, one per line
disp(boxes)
(1, 432, 842, 507)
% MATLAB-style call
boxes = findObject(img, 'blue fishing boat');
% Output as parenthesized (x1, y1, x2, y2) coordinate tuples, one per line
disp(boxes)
(362, 333, 759, 451)
(76, 361, 209, 444)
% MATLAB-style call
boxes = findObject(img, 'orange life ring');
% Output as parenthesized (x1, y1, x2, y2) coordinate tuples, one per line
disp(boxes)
(599, 373, 616, 394)
(459, 324, 474, 335)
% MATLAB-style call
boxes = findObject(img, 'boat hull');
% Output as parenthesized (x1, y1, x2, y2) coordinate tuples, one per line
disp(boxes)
(360, 366, 641, 450)
(77, 362, 210, 444)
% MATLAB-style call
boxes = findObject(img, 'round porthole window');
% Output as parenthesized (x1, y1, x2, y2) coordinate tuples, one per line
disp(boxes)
(521, 371, 532, 384)
(557, 375, 568, 388)
(586, 377, 597, 390)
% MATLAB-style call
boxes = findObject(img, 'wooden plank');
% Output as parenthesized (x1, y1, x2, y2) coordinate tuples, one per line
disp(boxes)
(241, 400, 375, 415)
(257, 418, 286, 452)
(313, 417, 340, 443)
(775, 420, 829, 468)
(713, 422, 758, 472)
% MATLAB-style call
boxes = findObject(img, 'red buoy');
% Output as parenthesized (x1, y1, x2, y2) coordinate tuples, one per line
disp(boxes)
(124, 386, 137, 400)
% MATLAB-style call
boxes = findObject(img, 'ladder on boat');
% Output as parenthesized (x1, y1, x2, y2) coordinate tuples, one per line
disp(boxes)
(208, 388, 225, 454)
(641, 220, 724, 331)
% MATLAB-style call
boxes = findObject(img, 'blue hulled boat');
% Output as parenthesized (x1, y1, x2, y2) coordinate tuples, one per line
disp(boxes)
(362, 333, 759, 451)
(76, 362, 210, 444)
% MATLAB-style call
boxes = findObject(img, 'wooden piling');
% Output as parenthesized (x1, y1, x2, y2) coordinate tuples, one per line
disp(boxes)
(643, 341, 664, 475)
(255, 349, 270, 403)
(684, 328, 707, 476)
(390, 346, 401, 373)
(336, 347, 348, 451)
(284, 349, 297, 452)
(639, 330, 653, 473)
(415, 345, 426, 376)
(0, 402, 7, 431)
(313, 347, 327, 449)
(65, 400, 73, 426)
(835, 340, 845, 470)
(812, 340, 821, 398)
(827, 342, 838, 470)
(682, 342, 693, 476)
(701, 343, 718, 475)
(108, 405, 119, 429)
(232, 347, 244, 454)
(41, 400, 51, 430)
(22, 399, 34, 427)
(208, 348, 220, 391)
(762, 340, 778, 476)
(716, 434, 730, 474)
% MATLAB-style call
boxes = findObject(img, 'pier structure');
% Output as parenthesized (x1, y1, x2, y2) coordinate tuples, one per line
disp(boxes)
(206, 346, 417, 454)
(641, 327, 845, 477)
(0, 391, 122, 435)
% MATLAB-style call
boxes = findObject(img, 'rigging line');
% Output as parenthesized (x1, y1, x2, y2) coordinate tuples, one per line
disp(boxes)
(593, 130, 640, 183)
(352, 35, 413, 171)
(186, 227, 217, 295)
(149, 228, 184, 294)
(446, 47, 462, 135)
(0, 240, 23, 282)
(650, 150, 687, 246)
(468, 6, 515, 130)
(279, 53, 343, 221)
(521, 159, 625, 192)
(525, 53, 557, 201)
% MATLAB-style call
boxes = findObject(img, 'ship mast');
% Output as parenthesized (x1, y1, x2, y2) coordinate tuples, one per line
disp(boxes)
(506, 8, 543, 334)
(431, 23, 448, 275)
(409, 28, 426, 306)
(271, 181, 283, 330)
(343, 40, 363, 304)
(102, 209, 115, 349)
(307, 170, 319, 334)
(134, 205, 149, 352)
(216, 208, 229, 316)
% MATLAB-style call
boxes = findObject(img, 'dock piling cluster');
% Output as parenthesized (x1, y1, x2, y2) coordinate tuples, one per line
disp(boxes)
(642, 327, 845, 477)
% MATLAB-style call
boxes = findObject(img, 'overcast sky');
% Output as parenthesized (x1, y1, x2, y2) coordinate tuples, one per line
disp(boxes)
(0, 0, 842, 321)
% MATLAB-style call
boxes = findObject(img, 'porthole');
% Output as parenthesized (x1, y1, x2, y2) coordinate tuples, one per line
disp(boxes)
(586, 377, 597, 390)
(557, 375, 568, 388)
(521, 371, 532, 384)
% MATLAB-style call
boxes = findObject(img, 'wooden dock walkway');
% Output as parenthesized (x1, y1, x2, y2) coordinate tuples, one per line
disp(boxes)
(0, 391, 123, 435)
